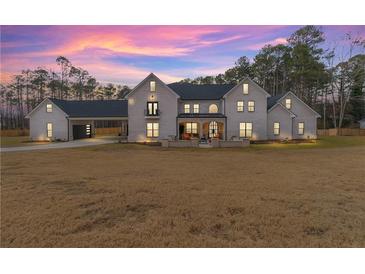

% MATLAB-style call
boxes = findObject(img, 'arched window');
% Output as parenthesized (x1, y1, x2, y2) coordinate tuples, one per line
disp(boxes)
(209, 121, 219, 138)
(209, 104, 218, 113)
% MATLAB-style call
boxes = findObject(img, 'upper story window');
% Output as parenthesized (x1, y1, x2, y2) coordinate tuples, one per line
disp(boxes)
(193, 104, 199, 113)
(209, 104, 218, 113)
(298, 122, 304, 135)
(237, 101, 244, 112)
(243, 83, 249, 95)
(285, 98, 292, 109)
(248, 101, 255, 112)
(46, 103, 53, 113)
(147, 102, 158, 116)
(274, 122, 280, 135)
(184, 104, 190, 113)
(150, 81, 156, 92)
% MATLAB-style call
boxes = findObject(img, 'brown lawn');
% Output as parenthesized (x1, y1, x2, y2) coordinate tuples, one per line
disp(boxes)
(1, 138, 365, 247)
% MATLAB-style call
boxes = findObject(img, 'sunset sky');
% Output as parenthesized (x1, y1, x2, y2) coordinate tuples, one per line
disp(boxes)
(1, 25, 364, 86)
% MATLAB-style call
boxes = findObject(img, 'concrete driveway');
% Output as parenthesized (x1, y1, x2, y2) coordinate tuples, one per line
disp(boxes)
(1, 138, 117, 153)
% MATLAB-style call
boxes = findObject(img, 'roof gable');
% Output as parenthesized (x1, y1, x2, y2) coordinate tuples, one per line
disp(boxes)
(127, 73, 180, 98)
(223, 77, 271, 98)
(281, 92, 321, 117)
(267, 92, 321, 118)
(268, 102, 296, 118)
(25, 98, 68, 118)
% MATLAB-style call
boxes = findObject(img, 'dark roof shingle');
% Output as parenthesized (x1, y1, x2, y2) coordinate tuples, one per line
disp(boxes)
(50, 98, 128, 117)
(168, 83, 235, 100)
(267, 93, 286, 109)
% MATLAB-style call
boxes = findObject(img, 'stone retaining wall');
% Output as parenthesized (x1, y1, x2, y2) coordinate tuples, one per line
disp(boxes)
(161, 139, 249, 148)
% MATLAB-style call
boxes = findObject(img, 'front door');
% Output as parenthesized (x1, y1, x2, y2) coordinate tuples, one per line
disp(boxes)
(208, 121, 218, 138)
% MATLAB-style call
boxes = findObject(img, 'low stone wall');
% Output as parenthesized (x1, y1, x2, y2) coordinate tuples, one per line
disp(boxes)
(161, 139, 199, 148)
(219, 139, 250, 147)
(161, 139, 249, 148)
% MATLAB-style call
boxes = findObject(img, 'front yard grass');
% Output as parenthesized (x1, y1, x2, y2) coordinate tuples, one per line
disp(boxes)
(1, 136, 365, 247)
(0, 136, 48, 148)
(250, 136, 365, 150)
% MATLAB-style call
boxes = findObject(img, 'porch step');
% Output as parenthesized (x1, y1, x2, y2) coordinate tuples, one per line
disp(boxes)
(198, 143, 213, 148)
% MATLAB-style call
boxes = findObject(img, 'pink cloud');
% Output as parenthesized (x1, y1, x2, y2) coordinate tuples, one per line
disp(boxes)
(0, 71, 13, 83)
(0, 50, 182, 85)
(42, 27, 248, 57)
(82, 62, 183, 85)
(244, 37, 288, 50)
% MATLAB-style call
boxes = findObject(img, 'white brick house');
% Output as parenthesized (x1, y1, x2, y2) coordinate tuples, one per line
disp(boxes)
(27, 73, 320, 142)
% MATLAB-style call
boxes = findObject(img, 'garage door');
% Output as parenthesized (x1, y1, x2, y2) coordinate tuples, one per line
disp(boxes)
(73, 124, 92, 140)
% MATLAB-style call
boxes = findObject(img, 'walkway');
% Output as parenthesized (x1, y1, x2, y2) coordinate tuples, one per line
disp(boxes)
(1, 138, 116, 153)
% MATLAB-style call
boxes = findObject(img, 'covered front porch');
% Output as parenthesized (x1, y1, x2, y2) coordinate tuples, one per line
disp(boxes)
(177, 115, 226, 140)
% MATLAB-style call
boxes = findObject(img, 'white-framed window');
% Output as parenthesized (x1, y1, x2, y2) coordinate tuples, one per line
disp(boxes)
(186, 122, 198, 134)
(209, 104, 218, 113)
(147, 102, 158, 116)
(285, 98, 292, 109)
(274, 122, 280, 135)
(147, 122, 159, 137)
(193, 104, 199, 113)
(237, 101, 244, 112)
(150, 81, 156, 92)
(46, 103, 52, 113)
(248, 101, 255, 112)
(184, 104, 190, 113)
(209, 121, 219, 138)
(47, 123, 53, 138)
(243, 83, 249, 94)
(298, 122, 304, 135)
(239, 122, 252, 138)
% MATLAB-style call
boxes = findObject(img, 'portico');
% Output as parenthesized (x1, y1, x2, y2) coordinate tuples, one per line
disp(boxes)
(177, 113, 226, 140)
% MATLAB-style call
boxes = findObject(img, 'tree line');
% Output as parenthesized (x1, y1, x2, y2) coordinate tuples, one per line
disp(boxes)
(1, 26, 364, 130)
(179, 26, 365, 129)
(0, 56, 131, 129)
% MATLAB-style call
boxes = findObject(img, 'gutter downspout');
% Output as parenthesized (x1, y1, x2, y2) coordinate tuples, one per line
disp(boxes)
(176, 116, 178, 140)
(224, 98, 227, 140)
(67, 117, 70, 141)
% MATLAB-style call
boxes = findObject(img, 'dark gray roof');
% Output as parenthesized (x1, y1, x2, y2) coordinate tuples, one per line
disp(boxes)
(168, 83, 235, 100)
(50, 98, 128, 117)
(267, 93, 286, 109)
(178, 113, 226, 118)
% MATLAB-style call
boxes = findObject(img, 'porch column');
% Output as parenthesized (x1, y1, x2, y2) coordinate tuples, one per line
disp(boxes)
(199, 119, 203, 139)
(222, 120, 226, 140)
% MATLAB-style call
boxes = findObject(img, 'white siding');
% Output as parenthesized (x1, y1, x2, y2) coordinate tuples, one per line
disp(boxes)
(128, 75, 178, 142)
(225, 79, 268, 140)
(178, 100, 223, 114)
(29, 99, 68, 141)
(267, 104, 293, 140)
(360, 120, 365, 129)
(278, 93, 318, 139)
